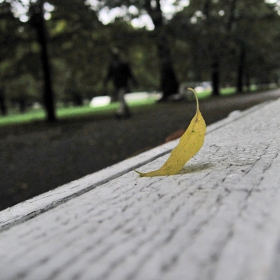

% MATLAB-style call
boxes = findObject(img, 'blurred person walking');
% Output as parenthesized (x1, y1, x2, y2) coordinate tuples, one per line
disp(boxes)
(104, 48, 137, 119)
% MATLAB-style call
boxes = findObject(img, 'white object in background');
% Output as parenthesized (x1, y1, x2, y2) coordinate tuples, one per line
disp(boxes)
(90, 96, 111, 107)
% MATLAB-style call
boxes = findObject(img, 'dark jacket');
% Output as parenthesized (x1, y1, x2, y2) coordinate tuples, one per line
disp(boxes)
(105, 59, 135, 90)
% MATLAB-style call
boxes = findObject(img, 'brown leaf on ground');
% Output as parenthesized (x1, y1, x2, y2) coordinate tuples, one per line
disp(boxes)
(165, 129, 185, 143)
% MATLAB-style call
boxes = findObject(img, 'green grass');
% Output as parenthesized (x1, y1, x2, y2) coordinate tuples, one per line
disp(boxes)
(0, 98, 156, 126)
(197, 87, 236, 99)
(220, 87, 236, 95)
(0, 86, 275, 127)
(57, 98, 156, 119)
(0, 110, 46, 126)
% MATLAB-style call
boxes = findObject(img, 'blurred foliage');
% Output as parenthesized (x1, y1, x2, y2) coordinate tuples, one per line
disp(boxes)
(0, 0, 280, 116)
(170, 0, 280, 93)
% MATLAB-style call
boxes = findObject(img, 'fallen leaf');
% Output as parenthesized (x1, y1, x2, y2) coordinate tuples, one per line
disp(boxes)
(135, 88, 206, 177)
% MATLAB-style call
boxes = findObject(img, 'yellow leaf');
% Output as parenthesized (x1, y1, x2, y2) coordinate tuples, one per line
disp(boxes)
(135, 88, 206, 177)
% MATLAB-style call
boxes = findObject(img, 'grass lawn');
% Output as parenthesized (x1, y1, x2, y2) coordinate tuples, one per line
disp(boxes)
(198, 87, 236, 99)
(0, 98, 156, 127)
(0, 86, 271, 127)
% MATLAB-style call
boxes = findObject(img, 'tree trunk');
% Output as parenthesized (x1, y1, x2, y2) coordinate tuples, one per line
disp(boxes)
(226, 0, 238, 32)
(0, 88, 7, 116)
(156, 28, 179, 98)
(245, 72, 251, 92)
(236, 44, 246, 93)
(19, 98, 27, 113)
(145, 0, 178, 100)
(211, 59, 220, 96)
(203, 0, 221, 96)
(30, 0, 56, 122)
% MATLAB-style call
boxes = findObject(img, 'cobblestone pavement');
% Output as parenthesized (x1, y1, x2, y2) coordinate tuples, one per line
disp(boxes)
(1, 89, 280, 210)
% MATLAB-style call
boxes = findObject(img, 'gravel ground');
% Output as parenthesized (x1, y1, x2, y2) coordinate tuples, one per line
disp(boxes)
(1, 89, 280, 211)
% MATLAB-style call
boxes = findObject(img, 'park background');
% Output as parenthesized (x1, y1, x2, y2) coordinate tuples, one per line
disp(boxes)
(1, 0, 280, 210)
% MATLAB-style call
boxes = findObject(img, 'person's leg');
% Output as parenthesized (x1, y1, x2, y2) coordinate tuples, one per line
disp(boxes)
(116, 88, 131, 117)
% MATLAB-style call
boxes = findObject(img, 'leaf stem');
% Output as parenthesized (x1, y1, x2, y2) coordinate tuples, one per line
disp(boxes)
(187, 88, 199, 112)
